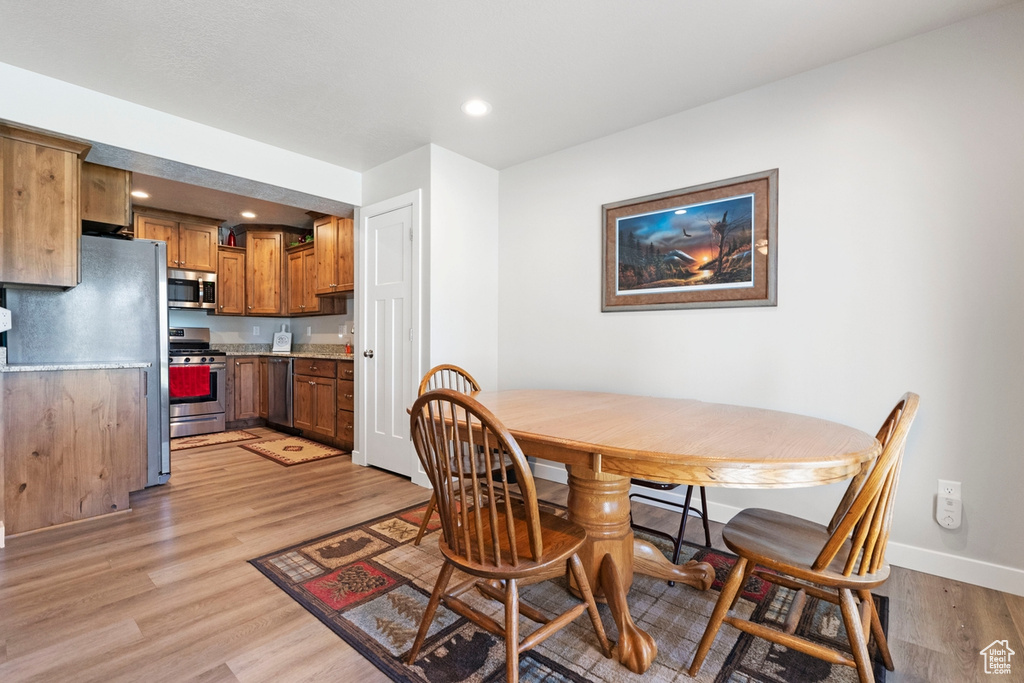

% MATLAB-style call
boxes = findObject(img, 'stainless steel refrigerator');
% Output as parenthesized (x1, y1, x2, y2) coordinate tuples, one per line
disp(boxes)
(4, 235, 171, 486)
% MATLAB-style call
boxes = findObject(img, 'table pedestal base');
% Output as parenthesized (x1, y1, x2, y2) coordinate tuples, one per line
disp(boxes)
(566, 464, 714, 674)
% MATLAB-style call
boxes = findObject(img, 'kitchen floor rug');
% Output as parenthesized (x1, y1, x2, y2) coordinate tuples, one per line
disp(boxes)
(170, 429, 259, 451)
(249, 502, 888, 683)
(241, 435, 347, 466)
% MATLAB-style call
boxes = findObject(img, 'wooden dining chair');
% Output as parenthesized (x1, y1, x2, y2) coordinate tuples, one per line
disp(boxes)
(688, 392, 919, 683)
(407, 389, 612, 682)
(412, 364, 482, 546)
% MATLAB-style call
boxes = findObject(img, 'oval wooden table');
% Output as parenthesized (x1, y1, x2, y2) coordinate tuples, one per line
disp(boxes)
(470, 389, 880, 675)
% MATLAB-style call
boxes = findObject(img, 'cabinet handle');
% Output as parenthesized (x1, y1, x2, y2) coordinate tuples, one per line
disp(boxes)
(345, 424, 353, 431)
(248, 305, 253, 310)
(345, 394, 353, 400)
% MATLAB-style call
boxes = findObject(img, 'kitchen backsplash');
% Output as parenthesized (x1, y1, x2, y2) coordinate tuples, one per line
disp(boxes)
(216, 343, 350, 356)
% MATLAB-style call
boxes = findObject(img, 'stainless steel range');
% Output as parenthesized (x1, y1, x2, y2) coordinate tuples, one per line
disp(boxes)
(168, 327, 226, 437)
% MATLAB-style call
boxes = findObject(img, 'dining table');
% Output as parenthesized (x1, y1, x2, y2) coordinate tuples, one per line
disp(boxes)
(469, 389, 881, 675)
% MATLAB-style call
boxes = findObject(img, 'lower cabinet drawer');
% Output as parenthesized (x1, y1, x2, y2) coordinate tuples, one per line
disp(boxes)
(337, 408, 355, 446)
(338, 379, 354, 411)
(294, 358, 337, 378)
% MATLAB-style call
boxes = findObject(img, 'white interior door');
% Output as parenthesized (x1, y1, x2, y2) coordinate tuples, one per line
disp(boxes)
(360, 199, 415, 476)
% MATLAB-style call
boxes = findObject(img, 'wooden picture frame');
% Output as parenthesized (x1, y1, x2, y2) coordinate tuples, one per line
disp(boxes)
(602, 169, 777, 311)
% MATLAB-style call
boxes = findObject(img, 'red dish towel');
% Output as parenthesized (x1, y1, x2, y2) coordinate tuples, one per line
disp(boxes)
(169, 365, 211, 399)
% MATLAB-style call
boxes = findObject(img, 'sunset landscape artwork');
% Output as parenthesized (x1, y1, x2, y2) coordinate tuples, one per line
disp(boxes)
(616, 194, 754, 294)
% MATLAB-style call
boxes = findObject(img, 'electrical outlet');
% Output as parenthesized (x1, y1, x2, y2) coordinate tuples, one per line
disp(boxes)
(936, 479, 963, 529)
(938, 479, 961, 499)
(306, 326, 312, 336)
(253, 325, 260, 336)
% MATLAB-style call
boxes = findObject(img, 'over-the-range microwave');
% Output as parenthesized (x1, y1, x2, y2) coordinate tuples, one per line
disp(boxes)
(168, 268, 217, 310)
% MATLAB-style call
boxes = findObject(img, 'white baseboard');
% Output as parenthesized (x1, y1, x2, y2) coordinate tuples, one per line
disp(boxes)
(531, 462, 1024, 597)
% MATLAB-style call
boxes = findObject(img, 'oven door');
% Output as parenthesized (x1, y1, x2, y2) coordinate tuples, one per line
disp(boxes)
(169, 362, 226, 417)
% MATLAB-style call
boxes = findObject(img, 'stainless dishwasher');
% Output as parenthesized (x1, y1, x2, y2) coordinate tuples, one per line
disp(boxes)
(267, 356, 294, 427)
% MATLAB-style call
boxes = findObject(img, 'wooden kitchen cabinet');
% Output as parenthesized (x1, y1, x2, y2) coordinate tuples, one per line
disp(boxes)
(135, 208, 220, 272)
(287, 242, 346, 316)
(293, 358, 336, 438)
(1, 368, 146, 535)
(258, 356, 269, 419)
(243, 229, 287, 316)
(233, 356, 261, 420)
(337, 360, 355, 449)
(287, 243, 318, 315)
(217, 246, 246, 315)
(0, 124, 91, 288)
(313, 215, 354, 295)
(81, 161, 131, 227)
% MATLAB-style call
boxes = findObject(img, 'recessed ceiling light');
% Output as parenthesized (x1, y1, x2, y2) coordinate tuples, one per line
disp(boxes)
(461, 99, 492, 117)
(241, 211, 257, 219)
(131, 190, 150, 199)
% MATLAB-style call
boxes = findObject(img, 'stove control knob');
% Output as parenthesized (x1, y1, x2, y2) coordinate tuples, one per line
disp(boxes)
(184, 357, 191, 363)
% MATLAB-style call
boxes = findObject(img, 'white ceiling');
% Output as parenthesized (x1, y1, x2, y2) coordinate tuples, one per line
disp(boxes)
(0, 0, 1016, 173)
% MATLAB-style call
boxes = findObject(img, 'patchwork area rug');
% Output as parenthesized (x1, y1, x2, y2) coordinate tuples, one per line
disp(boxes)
(241, 435, 347, 466)
(250, 503, 887, 682)
(170, 429, 258, 451)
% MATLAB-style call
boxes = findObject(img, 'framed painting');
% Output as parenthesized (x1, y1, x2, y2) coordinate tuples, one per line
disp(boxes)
(602, 169, 777, 311)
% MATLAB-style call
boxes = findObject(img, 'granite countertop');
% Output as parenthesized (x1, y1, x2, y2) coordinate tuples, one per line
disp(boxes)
(215, 344, 354, 361)
(0, 360, 152, 373)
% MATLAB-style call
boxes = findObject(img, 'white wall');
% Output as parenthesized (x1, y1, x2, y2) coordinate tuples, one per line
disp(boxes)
(0, 63, 360, 206)
(169, 310, 352, 346)
(497, 5, 1024, 593)
(362, 145, 500, 388)
(428, 147, 500, 389)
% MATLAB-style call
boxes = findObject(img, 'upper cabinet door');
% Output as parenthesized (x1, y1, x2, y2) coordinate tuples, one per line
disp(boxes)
(336, 217, 354, 291)
(135, 216, 179, 269)
(303, 247, 322, 312)
(0, 130, 87, 288)
(313, 215, 338, 295)
(81, 162, 131, 227)
(217, 247, 246, 315)
(246, 230, 284, 315)
(178, 222, 219, 272)
(286, 248, 306, 314)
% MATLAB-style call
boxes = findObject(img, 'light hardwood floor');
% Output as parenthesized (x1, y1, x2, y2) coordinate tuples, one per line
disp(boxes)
(1, 428, 1020, 682)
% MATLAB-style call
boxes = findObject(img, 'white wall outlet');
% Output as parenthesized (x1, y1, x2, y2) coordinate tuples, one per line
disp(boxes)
(936, 479, 963, 529)
(938, 479, 961, 499)
(0, 306, 11, 333)
(306, 326, 312, 336)
(253, 325, 260, 336)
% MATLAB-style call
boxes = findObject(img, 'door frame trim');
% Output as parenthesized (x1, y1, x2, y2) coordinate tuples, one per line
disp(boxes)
(354, 189, 425, 486)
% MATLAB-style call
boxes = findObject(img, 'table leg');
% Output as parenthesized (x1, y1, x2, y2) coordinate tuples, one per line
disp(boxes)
(633, 538, 715, 590)
(565, 465, 635, 597)
(566, 465, 656, 674)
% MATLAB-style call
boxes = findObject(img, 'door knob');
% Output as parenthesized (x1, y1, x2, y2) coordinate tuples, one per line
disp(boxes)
(364, 349, 374, 358)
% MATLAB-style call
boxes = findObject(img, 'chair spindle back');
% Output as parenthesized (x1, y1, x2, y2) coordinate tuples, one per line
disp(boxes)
(418, 364, 481, 397)
(814, 392, 919, 576)
(411, 389, 542, 568)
